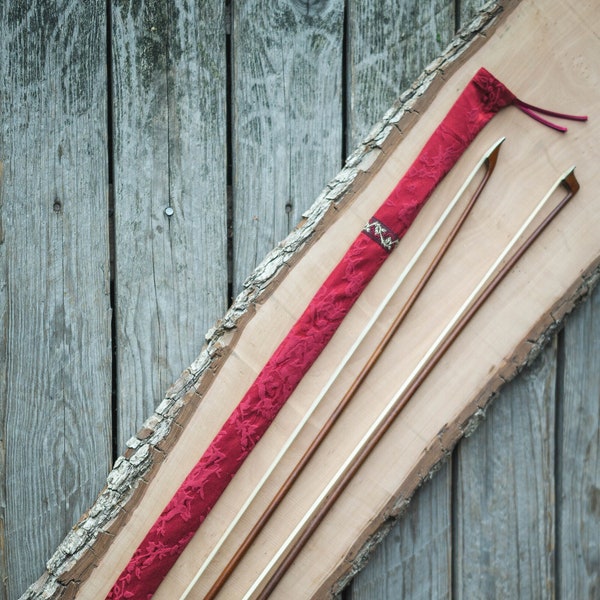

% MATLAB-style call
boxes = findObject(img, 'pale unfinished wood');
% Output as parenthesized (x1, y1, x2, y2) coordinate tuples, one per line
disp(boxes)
(346, 0, 455, 148)
(0, 1, 112, 597)
(231, 0, 344, 294)
(453, 343, 557, 598)
(558, 283, 600, 599)
(111, 0, 228, 450)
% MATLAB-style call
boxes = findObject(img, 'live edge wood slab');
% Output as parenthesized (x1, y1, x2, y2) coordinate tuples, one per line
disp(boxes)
(22, 0, 600, 598)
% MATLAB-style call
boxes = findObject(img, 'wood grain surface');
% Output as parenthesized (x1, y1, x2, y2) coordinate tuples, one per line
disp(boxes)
(453, 343, 557, 597)
(0, 2, 112, 597)
(558, 286, 600, 600)
(346, 0, 455, 148)
(111, 0, 228, 450)
(348, 463, 452, 599)
(231, 0, 344, 294)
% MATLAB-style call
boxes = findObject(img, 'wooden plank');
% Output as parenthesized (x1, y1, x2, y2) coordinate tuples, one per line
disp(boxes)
(111, 0, 228, 450)
(558, 282, 600, 598)
(345, 0, 455, 148)
(452, 342, 557, 598)
(231, 0, 344, 294)
(347, 463, 452, 600)
(0, 1, 111, 597)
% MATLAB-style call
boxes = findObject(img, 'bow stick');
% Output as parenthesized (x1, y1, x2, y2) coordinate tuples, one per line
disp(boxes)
(246, 167, 580, 599)
(180, 139, 505, 599)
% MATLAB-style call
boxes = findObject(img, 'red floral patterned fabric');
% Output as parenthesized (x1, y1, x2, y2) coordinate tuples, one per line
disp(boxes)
(106, 69, 518, 598)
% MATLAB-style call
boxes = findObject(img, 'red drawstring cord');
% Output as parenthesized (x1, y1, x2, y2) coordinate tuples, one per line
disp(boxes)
(513, 98, 588, 133)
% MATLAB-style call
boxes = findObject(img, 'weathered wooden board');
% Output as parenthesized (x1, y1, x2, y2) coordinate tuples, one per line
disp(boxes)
(346, 0, 455, 148)
(558, 284, 600, 599)
(231, 0, 344, 294)
(348, 462, 452, 599)
(111, 0, 228, 450)
(461, 0, 488, 26)
(453, 342, 557, 597)
(0, 1, 112, 597)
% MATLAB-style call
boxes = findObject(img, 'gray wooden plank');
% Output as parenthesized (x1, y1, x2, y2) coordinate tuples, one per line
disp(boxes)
(111, 0, 228, 450)
(452, 343, 557, 599)
(231, 0, 345, 294)
(346, 0, 455, 148)
(348, 463, 452, 600)
(558, 282, 600, 599)
(0, 1, 111, 597)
